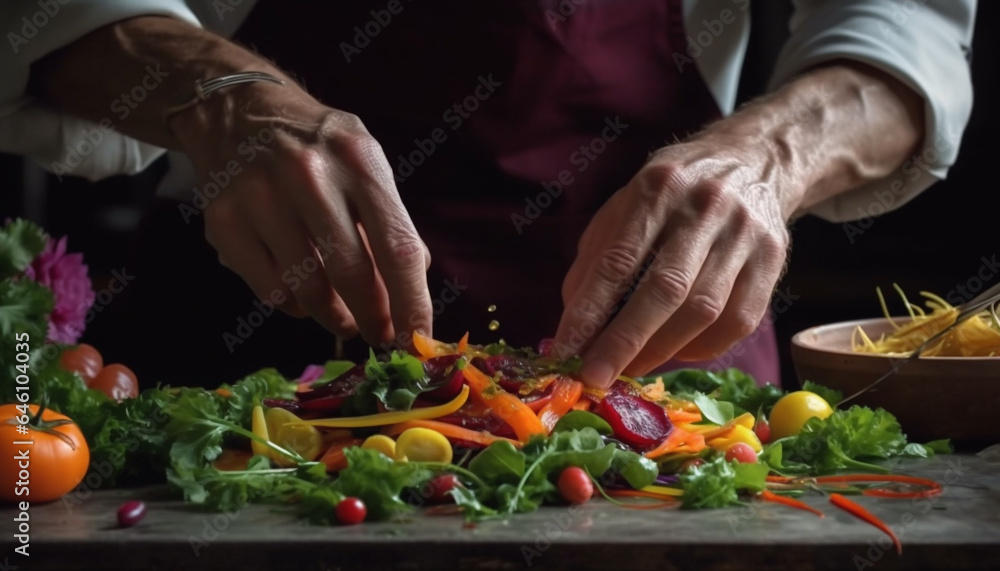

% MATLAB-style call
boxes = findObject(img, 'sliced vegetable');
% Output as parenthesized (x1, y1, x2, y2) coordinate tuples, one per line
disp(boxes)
(708, 425, 762, 454)
(595, 381, 672, 450)
(319, 439, 364, 472)
(462, 364, 546, 442)
(361, 434, 397, 459)
(383, 419, 521, 449)
(537, 378, 584, 433)
(395, 427, 454, 463)
(300, 385, 469, 428)
(759, 490, 824, 517)
(829, 493, 902, 555)
(423, 355, 466, 402)
(643, 426, 706, 459)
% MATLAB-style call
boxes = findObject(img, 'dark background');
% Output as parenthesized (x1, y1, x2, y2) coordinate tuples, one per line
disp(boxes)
(1, 1, 996, 388)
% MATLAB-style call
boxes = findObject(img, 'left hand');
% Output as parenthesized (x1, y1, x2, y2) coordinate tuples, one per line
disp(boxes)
(553, 133, 792, 388)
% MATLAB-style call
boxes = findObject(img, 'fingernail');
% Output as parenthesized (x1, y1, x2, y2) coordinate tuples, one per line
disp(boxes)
(580, 358, 616, 389)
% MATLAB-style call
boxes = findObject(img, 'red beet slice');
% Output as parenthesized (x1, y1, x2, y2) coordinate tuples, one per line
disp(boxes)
(433, 410, 518, 439)
(423, 355, 466, 402)
(595, 380, 672, 450)
(470, 355, 536, 393)
(261, 398, 302, 413)
(296, 364, 367, 413)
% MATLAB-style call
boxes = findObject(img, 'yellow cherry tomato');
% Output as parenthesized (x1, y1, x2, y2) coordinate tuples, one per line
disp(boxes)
(395, 427, 453, 464)
(768, 391, 834, 440)
(708, 424, 762, 453)
(362, 434, 397, 459)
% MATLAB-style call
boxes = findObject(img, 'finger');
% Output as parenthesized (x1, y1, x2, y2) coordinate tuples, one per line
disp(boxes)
(578, 216, 720, 388)
(289, 152, 394, 344)
(553, 210, 656, 360)
(347, 142, 434, 339)
(623, 244, 750, 376)
(673, 240, 786, 362)
(255, 211, 361, 337)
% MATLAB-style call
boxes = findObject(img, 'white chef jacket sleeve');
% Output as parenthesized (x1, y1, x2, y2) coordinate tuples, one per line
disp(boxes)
(0, 0, 202, 181)
(769, 0, 975, 224)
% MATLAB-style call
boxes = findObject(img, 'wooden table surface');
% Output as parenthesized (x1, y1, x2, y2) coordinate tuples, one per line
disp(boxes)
(4, 452, 999, 571)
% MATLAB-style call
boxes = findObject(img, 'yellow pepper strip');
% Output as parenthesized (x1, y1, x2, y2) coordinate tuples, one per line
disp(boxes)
(295, 385, 469, 428)
(641, 484, 685, 497)
(250, 405, 272, 457)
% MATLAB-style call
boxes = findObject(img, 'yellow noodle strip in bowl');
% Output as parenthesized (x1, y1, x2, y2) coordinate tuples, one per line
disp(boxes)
(852, 286, 1000, 357)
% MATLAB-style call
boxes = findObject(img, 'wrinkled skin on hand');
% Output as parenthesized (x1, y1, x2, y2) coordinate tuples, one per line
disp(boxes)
(555, 134, 791, 388)
(174, 89, 433, 346)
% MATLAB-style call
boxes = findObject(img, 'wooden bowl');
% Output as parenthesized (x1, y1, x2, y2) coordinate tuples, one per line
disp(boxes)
(790, 317, 1000, 445)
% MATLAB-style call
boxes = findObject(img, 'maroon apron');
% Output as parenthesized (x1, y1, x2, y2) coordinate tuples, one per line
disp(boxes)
(234, 0, 780, 385)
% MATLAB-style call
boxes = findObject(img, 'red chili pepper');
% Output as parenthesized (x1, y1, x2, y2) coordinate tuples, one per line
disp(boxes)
(829, 493, 902, 555)
(813, 474, 942, 499)
(759, 490, 825, 518)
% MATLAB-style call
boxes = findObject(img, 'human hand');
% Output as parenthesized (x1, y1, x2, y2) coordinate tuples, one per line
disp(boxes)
(553, 133, 791, 388)
(171, 83, 433, 345)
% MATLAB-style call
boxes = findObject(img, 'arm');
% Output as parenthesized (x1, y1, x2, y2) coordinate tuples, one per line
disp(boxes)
(28, 16, 433, 345)
(554, 0, 976, 389)
(554, 60, 924, 388)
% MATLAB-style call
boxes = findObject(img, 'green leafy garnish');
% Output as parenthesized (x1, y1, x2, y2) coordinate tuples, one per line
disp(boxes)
(309, 360, 358, 388)
(552, 410, 613, 435)
(801, 381, 843, 407)
(680, 455, 767, 509)
(640, 368, 782, 415)
(765, 406, 908, 474)
(0, 218, 47, 276)
(345, 350, 433, 414)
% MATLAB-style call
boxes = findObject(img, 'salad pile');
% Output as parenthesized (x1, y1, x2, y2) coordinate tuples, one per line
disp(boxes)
(0, 219, 951, 553)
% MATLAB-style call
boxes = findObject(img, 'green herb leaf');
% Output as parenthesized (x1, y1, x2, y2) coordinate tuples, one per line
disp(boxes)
(468, 441, 525, 484)
(801, 381, 843, 407)
(309, 360, 358, 388)
(611, 448, 659, 489)
(347, 350, 433, 414)
(332, 447, 433, 520)
(552, 410, 613, 435)
(923, 439, 953, 454)
(0, 218, 47, 276)
(782, 406, 906, 473)
(693, 392, 735, 425)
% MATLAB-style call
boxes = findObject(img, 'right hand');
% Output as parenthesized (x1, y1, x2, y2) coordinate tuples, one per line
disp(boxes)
(169, 82, 432, 346)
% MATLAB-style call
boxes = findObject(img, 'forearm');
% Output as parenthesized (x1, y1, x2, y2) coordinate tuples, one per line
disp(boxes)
(27, 15, 293, 150)
(698, 61, 925, 220)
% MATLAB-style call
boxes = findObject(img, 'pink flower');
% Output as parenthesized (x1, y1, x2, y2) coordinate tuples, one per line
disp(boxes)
(25, 235, 95, 344)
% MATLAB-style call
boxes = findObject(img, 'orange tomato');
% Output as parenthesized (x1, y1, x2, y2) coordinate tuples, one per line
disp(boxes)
(0, 404, 90, 503)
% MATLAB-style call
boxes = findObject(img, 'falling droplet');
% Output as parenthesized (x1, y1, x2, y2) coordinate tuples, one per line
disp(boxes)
(487, 304, 497, 313)
(488, 320, 500, 331)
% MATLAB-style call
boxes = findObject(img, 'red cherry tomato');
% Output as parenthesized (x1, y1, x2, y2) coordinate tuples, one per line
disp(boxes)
(336, 497, 367, 525)
(60, 343, 103, 383)
(754, 417, 771, 444)
(679, 457, 705, 472)
(428, 474, 461, 504)
(90, 364, 138, 402)
(725, 443, 758, 464)
(557, 466, 593, 505)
